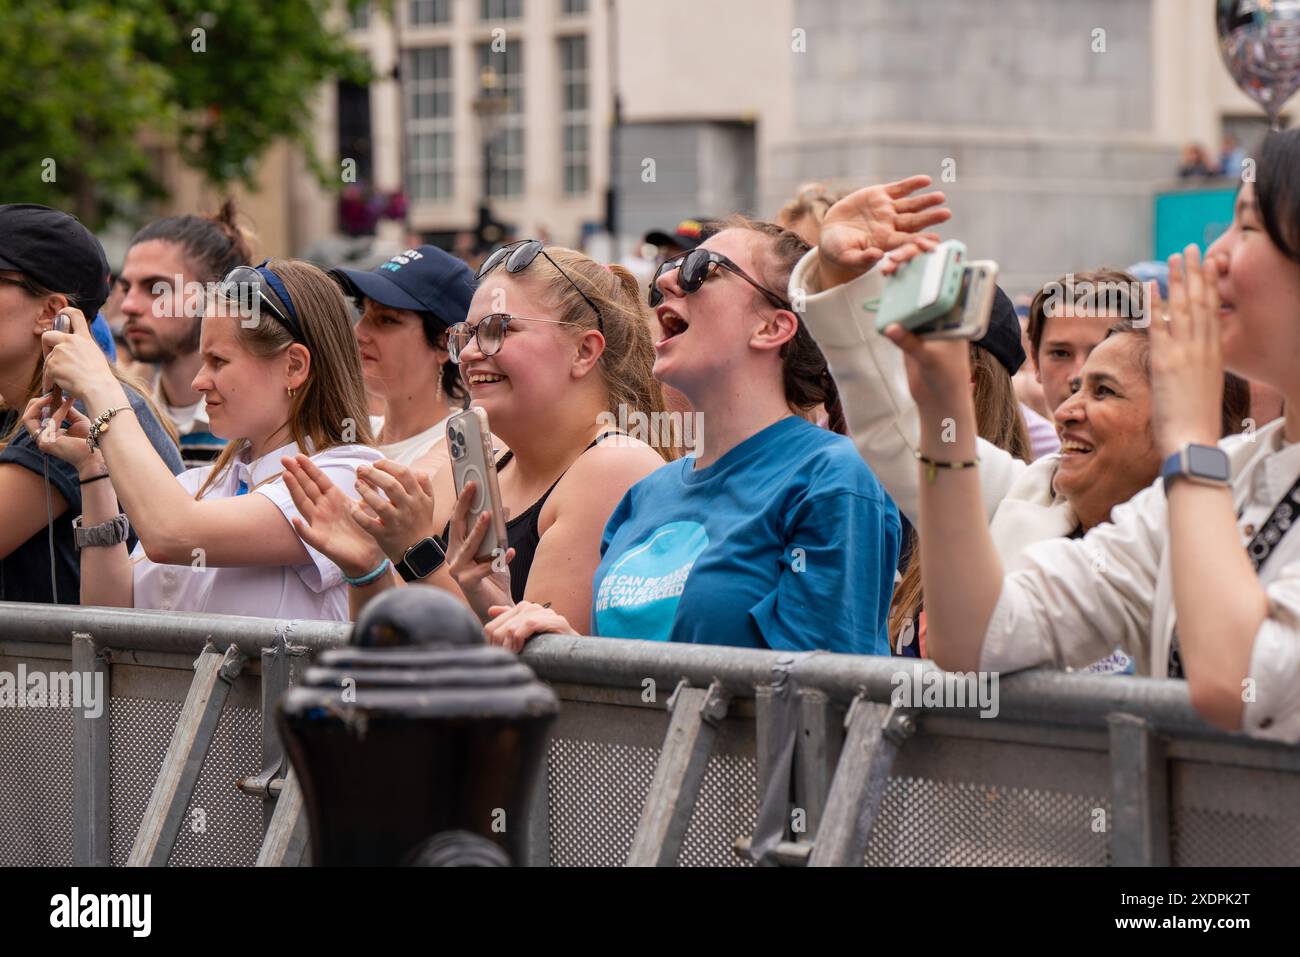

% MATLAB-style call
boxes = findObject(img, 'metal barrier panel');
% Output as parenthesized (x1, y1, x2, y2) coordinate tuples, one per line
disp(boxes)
(0, 649, 74, 866)
(543, 686, 759, 867)
(107, 660, 265, 867)
(4, 606, 1300, 868)
(863, 724, 1111, 866)
(1169, 759, 1300, 866)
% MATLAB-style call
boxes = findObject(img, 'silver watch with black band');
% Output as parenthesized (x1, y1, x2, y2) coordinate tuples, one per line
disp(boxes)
(72, 513, 130, 549)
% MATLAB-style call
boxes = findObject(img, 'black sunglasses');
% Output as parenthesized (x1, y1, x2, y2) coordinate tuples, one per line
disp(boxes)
(477, 239, 604, 334)
(649, 249, 793, 312)
(218, 263, 306, 343)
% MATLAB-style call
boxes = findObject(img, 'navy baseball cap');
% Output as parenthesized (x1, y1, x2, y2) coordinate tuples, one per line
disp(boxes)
(0, 204, 111, 320)
(331, 245, 475, 332)
(974, 285, 1027, 377)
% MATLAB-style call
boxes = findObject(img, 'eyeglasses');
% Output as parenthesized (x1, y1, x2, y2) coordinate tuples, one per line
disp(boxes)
(649, 248, 794, 312)
(218, 262, 305, 342)
(447, 313, 585, 364)
(477, 239, 604, 335)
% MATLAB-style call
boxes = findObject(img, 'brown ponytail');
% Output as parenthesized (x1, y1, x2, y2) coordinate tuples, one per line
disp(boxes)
(129, 199, 256, 283)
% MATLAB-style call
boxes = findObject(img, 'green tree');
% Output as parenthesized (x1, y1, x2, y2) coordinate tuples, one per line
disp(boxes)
(0, 0, 370, 228)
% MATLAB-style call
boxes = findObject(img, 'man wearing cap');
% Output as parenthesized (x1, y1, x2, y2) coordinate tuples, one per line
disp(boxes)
(643, 218, 710, 264)
(331, 245, 476, 466)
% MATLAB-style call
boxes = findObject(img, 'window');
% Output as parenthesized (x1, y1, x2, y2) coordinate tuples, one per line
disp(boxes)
(561, 0, 588, 14)
(559, 35, 589, 195)
(409, 0, 450, 24)
(480, 0, 523, 19)
(405, 47, 454, 201)
(478, 41, 525, 197)
(349, 3, 370, 30)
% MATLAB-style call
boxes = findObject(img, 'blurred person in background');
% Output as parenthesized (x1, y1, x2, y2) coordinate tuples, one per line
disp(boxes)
(643, 218, 708, 265)
(331, 246, 476, 468)
(117, 201, 254, 465)
(1178, 142, 1215, 179)
(1011, 296, 1059, 460)
(776, 182, 844, 247)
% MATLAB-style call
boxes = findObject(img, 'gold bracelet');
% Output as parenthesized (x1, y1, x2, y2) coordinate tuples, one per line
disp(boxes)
(916, 450, 979, 484)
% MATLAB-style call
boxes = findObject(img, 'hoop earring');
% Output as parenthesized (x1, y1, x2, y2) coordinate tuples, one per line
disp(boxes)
(287, 386, 297, 398)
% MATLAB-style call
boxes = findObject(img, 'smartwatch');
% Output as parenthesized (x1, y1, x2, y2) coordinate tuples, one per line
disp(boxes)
(1160, 443, 1231, 493)
(396, 536, 447, 582)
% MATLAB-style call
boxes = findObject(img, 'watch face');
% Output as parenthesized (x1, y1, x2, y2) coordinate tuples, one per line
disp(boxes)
(1187, 444, 1231, 483)
(404, 538, 446, 578)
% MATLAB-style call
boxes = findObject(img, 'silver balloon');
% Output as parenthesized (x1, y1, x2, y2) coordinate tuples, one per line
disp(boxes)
(1218, 0, 1300, 127)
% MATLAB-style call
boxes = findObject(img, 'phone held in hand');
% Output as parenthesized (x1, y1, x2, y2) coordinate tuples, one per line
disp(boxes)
(874, 239, 967, 333)
(873, 241, 999, 341)
(920, 260, 999, 340)
(446, 407, 508, 563)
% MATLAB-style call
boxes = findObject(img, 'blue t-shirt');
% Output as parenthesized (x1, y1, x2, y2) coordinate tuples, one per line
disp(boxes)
(592, 416, 900, 655)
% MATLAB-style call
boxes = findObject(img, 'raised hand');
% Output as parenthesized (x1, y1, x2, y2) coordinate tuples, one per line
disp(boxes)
(1148, 245, 1225, 457)
(282, 454, 388, 580)
(352, 459, 437, 563)
(817, 175, 952, 289)
(39, 307, 121, 408)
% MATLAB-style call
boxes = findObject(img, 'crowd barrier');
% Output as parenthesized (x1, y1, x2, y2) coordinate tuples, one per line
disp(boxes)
(1, 602, 1298, 867)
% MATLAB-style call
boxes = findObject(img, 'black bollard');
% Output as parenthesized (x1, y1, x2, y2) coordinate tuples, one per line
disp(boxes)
(277, 588, 559, 865)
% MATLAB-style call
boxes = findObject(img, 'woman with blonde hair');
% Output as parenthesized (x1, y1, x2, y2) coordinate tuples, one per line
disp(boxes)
(28, 258, 380, 621)
(284, 240, 671, 633)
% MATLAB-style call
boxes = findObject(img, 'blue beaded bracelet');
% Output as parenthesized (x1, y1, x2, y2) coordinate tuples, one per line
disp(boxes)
(342, 557, 392, 587)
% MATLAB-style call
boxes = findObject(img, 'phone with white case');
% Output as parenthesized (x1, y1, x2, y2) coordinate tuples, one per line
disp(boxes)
(446, 407, 508, 563)
(917, 260, 999, 340)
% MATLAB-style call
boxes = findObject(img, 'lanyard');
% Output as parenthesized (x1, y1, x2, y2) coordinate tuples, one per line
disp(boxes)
(1168, 472, 1300, 677)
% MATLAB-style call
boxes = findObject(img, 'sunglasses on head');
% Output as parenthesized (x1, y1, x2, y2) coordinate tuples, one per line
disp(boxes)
(477, 239, 604, 335)
(218, 262, 306, 342)
(649, 248, 794, 312)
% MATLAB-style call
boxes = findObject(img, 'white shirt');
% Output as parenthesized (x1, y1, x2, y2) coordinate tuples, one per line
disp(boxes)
(150, 368, 211, 436)
(792, 249, 1078, 562)
(370, 414, 450, 466)
(984, 419, 1300, 743)
(131, 440, 383, 621)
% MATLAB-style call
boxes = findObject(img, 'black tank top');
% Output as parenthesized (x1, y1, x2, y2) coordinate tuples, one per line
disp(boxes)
(443, 431, 618, 602)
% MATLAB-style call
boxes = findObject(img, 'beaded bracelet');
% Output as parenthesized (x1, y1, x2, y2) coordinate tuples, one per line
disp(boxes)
(342, 557, 392, 588)
(86, 406, 133, 452)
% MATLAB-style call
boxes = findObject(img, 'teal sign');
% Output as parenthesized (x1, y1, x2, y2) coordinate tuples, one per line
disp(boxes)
(1154, 187, 1236, 259)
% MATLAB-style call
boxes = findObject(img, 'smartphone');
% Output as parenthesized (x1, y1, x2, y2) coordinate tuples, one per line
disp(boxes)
(914, 260, 1000, 340)
(446, 407, 508, 563)
(873, 239, 967, 333)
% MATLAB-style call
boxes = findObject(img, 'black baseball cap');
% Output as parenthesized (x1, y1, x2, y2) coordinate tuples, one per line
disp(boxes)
(974, 285, 1027, 377)
(331, 245, 475, 332)
(644, 218, 710, 251)
(0, 204, 111, 320)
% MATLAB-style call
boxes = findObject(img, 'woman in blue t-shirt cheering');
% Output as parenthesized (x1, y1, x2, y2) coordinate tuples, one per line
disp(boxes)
(486, 206, 945, 654)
